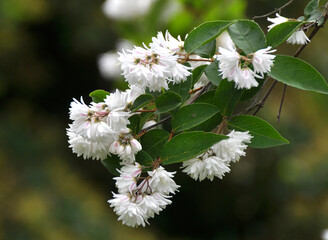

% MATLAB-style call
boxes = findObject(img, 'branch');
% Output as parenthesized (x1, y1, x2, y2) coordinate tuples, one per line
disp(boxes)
(252, 0, 294, 20)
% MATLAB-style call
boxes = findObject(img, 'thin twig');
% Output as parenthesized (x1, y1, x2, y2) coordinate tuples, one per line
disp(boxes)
(277, 84, 287, 122)
(253, 0, 294, 19)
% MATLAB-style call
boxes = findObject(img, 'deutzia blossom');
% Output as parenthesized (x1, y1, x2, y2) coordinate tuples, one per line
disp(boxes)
(139, 192, 172, 218)
(212, 130, 253, 163)
(109, 131, 142, 163)
(67, 98, 116, 160)
(182, 152, 230, 181)
(216, 41, 275, 89)
(286, 30, 310, 45)
(108, 193, 147, 227)
(119, 32, 191, 92)
(267, 13, 310, 45)
(114, 163, 142, 193)
(234, 67, 261, 89)
(148, 166, 180, 194)
(67, 130, 113, 160)
(252, 47, 276, 77)
(216, 42, 240, 81)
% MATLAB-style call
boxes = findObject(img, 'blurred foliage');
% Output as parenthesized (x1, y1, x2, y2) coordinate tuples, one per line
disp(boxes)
(0, 0, 328, 239)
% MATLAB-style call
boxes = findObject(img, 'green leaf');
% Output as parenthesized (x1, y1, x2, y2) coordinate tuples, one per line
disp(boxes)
(189, 113, 222, 132)
(161, 131, 228, 165)
(266, 21, 304, 48)
(141, 129, 170, 159)
(168, 75, 192, 102)
(269, 55, 328, 94)
(214, 79, 243, 116)
(205, 60, 222, 86)
(131, 94, 154, 112)
(194, 40, 216, 58)
(228, 115, 289, 148)
(155, 91, 182, 113)
(135, 150, 153, 166)
(194, 90, 215, 104)
(192, 65, 208, 86)
(101, 155, 121, 176)
(127, 114, 141, 134)
(304, 0, 319, 16)
(172, 103, 220, 132)
(228, 20, 267, 54)
(184, 20, 232, 54)
(307, 10, 324, 25)
(89, 90, 110, 103)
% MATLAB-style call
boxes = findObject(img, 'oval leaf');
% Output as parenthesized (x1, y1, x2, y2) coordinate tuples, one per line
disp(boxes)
(304, 0, 319, 16)
(131, 94, 154, 112)
(214, 79, 243, 116)
(192, 65, 208, 86)
(194, 40, 216, 58)
(184, 20, 232, 54)
(228, 115, 289, 148)
(155, 91, 182, 113)
(267, 21, 303, 48)
(141, 129, 170, 159)
(101, 155, 121, 176)
(89, 90, 110, 103)
(205, 60, 223, 86)
(168, 75, 192, 102)
(269, 55, 328, 94)
(228, 20, 267, 54)
(135, 150, 153, 166)
(161, 131, 228, 165)
(172, 103, 220, 132)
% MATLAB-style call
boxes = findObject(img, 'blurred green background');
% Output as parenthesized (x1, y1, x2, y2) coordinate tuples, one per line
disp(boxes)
(1, 0, 328, 239)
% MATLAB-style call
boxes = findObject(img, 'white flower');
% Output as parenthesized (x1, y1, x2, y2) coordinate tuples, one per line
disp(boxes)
(267, 13, 310, 45)
(114, 163, 142, 193)
(148, 166, 179, 194)
(182, 153, 230, 181)
(109, 132, 142, 163)
(120, 162, 142, 176)
(67, 129, 113, 160)
(252, 46, 276, 77)
(139, 192, 171, 218)
(118, 32, 191, 91)
(150, 31, 185, 54)
(234, 67, 260, 89)
(216, 43, 240, 82)
(102, 0, 155, 21)
(267, 13, 289, 30)
(286, 30, 310, 45)
(67, 98, 120, 160)
(212, 130, 253, 163)
(118, 46, 176, 91)
(108, 193, 147, 227)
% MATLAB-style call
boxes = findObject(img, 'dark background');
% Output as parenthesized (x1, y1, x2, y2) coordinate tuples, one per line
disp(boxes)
(1, 0, 328, 239)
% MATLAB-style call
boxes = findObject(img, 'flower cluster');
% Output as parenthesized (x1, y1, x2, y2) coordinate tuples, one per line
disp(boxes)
(182, 131, 253, 181)
(67, 87, 143, 161)
(216, 41, 276, 89)
(109, 163, 179, 227)
(267, 13, 310, 45)
(118, 31, 191, 92)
